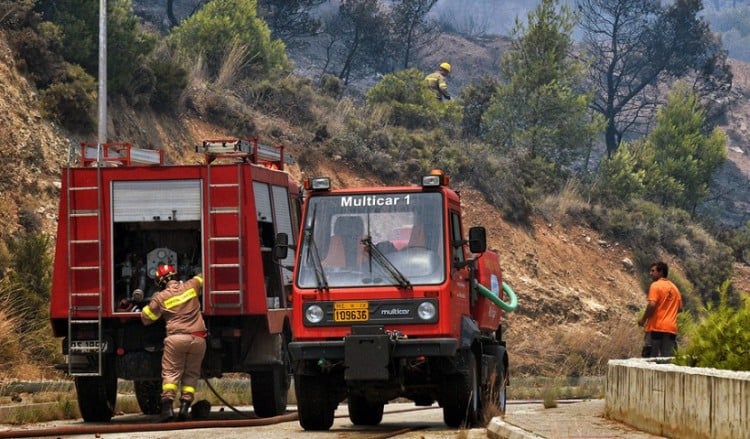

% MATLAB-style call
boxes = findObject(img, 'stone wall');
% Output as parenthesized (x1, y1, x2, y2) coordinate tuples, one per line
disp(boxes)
(606, 358, 750, 439)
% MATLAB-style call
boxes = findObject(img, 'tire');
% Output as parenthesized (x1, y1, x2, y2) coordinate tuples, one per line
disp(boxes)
(251, 368, 289, 417)
(295, 373, 336, 431)
(134, 379, 162, 415)
(348, 395, 384, 425)
(483, 346, 508, 416)
(251, 330, 291, 417)
(75, 357, 117, 422)
(442, 350, 480, 428)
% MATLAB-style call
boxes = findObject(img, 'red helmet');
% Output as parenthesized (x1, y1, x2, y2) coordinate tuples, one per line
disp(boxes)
(155, 264, 176, 287)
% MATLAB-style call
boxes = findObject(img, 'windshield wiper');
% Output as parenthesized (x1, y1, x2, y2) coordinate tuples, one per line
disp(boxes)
(361, 232, 411, 289)
(304, 205, 328, 291)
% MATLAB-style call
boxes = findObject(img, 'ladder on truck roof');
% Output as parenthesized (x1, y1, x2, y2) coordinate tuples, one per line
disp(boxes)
(198, 138, 292, 169)
(206, 162, 244, 310)
(80, 141, 164, 166)
(65, 143, 106, 376)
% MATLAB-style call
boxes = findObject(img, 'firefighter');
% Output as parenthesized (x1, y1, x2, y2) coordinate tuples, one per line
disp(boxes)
(425, 62, 452, 101)
(141, 264, 207, 422)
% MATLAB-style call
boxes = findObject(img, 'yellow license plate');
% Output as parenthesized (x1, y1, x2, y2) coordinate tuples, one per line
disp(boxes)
(333, 301, 369, 322)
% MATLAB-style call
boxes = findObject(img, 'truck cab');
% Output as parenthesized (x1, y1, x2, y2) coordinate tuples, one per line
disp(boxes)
(276, 171, 511, 430)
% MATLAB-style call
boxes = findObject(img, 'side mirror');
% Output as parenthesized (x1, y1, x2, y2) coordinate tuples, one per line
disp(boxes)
(468, 226, 487, 254)
(273, 232, 290, 260)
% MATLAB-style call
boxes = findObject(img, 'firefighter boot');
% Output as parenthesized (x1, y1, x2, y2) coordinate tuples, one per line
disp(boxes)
(159, 398, 174, 422)
(177, 398, 192, 421)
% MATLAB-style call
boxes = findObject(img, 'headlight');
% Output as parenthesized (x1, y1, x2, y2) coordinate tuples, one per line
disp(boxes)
(305, 305, 324, 323)
(417, 301, 436, 320)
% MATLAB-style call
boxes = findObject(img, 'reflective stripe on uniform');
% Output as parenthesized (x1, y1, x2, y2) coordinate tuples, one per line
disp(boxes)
(194, 275, 203, 286)
(182, 385, 196, 394)
(143, 306, 159, 321)
(164, 288, 197, 309)
(163, 383, 178, 392)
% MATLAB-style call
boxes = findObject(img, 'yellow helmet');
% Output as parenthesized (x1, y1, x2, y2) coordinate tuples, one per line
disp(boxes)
(440, 62, 451, 73)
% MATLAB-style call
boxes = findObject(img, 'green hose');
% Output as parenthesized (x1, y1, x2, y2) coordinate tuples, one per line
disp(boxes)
(475, 280, 518, 312)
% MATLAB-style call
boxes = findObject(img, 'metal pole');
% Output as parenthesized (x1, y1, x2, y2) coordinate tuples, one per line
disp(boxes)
(98, 0, 107, 146)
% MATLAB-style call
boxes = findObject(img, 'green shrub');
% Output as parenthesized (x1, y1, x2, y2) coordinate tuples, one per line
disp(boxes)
(242, 76, 317, 125)
(7, 23, 67, 88)
(168, 0, 290, 80)
(39, 64, 96, 133)
(366, 68, 462, 131)
(319, 74, 343, 98)
(674, 282, 750, 371)
(148, 57, 188, 112)
(590, 145, 646, 207)
(459, 75, 500, 139)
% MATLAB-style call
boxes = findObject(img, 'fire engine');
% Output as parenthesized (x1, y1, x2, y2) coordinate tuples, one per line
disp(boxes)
(49, 139, 300, 422)
(273, 171, 517, 430)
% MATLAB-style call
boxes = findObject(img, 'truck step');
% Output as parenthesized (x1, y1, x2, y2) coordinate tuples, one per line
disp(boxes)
(209, 207, 239, 214)
(70, 319, 100, 325)
(71, 295, 101, 301)
(69, 186, 98, 191)
(209, 236, 240, 242)
(209, 263, 240, 268)
(70, 210, 99, 217)
(70, 266, 101, 271)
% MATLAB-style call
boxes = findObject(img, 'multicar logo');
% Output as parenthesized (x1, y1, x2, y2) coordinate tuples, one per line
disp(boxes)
(380, 308, 410, 316)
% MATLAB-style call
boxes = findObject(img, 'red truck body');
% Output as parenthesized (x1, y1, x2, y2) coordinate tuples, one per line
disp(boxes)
(49, 140, 300, 422)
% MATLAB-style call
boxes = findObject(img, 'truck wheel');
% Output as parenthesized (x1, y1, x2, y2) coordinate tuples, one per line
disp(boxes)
(493, 367, 508, 416)
(134, 379, 162, 415)
(442, 350, 480, 428)
(251, 367, 290, 417)
(483, 345, 508, 415)
(295, 373, 335, 430)
(348, 395, 384, 425)
(75, 358, 117, 422)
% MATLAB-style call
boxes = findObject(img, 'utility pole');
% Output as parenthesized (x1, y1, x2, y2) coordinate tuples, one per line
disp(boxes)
(98, 0, 107, 146)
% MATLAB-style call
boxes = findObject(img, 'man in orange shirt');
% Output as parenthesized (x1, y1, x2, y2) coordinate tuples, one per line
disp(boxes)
(638, 261, 683, 357)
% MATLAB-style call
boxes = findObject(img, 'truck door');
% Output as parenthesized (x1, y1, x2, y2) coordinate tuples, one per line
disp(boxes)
(253, 181, 296, 308)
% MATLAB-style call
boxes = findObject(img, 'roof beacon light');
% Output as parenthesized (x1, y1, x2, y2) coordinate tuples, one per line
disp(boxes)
(305, 177, 331, 191)
(422, 169, 449, 187)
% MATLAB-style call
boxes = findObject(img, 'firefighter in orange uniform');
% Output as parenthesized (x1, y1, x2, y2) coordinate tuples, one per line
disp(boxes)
(141, 264, 207, 422)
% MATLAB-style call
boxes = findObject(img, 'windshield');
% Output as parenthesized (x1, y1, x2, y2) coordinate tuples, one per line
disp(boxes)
(297, 192, 445, 288)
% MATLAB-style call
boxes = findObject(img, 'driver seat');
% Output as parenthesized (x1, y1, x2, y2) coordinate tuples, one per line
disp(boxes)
(324, 216, 365, 269)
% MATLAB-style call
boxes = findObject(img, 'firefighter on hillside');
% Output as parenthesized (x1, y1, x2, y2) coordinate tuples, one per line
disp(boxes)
(425, 62, 452, 101)
(140, 264, 206, 422)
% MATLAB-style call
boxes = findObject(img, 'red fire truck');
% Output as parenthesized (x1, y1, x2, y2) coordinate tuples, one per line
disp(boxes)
(274, 171, 517, 430)
(49, 139, 300, 422)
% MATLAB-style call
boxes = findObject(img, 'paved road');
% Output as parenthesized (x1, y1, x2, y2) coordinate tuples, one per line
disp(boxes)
(2, 399, 665, 438)
(491, 399, 665, 439)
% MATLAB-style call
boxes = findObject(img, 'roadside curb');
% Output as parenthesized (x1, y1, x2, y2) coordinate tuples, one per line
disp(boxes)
(486, 416, 545, 439)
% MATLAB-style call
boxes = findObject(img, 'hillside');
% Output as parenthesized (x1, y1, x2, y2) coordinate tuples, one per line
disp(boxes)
(0, 29, 748, 379)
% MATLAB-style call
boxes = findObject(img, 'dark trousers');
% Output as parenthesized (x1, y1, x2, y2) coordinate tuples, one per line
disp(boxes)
(643, 331, 677, 358)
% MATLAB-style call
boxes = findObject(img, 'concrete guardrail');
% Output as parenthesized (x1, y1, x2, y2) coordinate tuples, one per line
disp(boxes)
(606, 358, 750, 439)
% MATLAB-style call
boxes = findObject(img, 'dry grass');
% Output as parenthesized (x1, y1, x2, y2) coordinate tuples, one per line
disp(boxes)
(509, 314, 642, 378)
(215, 41, 250, 89)
(539, 179, 590, 222)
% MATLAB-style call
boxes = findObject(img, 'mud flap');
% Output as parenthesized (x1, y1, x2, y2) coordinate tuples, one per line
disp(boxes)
(344, 326, 391, 380)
